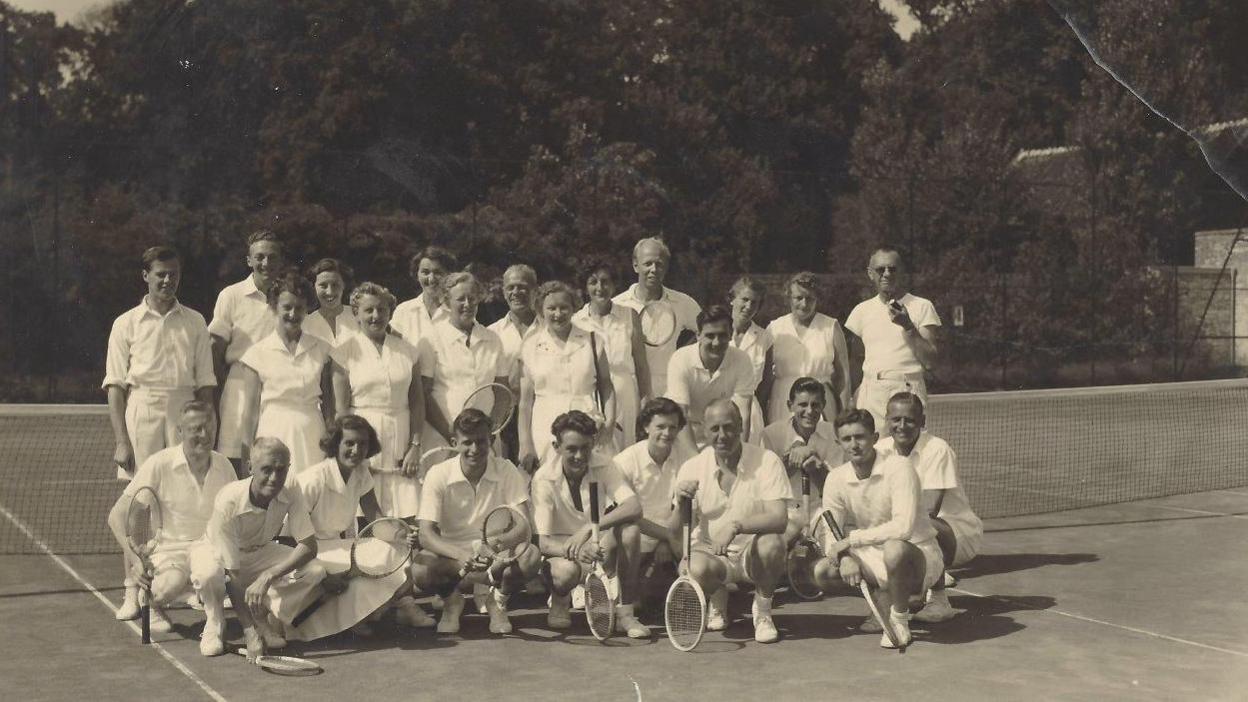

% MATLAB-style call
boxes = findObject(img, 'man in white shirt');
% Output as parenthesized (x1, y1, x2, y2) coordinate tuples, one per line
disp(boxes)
(487, 264, 539, 460)
(106, 401, 235, 654)
(844, 246, 941, 431)
(666, 305, 755, 452)
(612, 237, 701, 398)
(532, 410, 648, 638)
(760, 377, 843, 544)
(671, 400, 792, 644)
(814, 409, 946, 649)
(209, 230, 281, 472)
(391, 245, 456, 342)
(876, 392, 981, 623)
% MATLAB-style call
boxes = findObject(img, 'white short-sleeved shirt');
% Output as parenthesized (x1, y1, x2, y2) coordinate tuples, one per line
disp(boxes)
(573, 304, 637, 377)
(821, 453, 937, 548)
(612, 439, 696, 526)
(123, 445, 236, 542)
(208, 276, 276, 366)
(612, 284, 701, 397)
(520, 326, 599, 401)
(675, 444, 793, 548)
(418, 455, 530, 544)
(103, 299, 216, 391)
(761, 418, 843, 504)
(876, 433, 981, 538)
(666, 345, 755, 440)
(766, 313, 843, 383)
(488, 312, 539, 383)
(331, 334, 420, 411)
(207, 479, 315, 570)
(303, 309, 358, 347)
(531, 453, 636, 537)
(730, 323, 772, 391)
(391, 294, 447, 345)
(844, 294, 941, 376)
(289, 457, 376, 540)
(240, 332, 331, 408)
(420, 317, 508, 420)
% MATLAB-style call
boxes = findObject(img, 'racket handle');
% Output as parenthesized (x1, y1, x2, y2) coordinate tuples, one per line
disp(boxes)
(819, 510, 845, 541)
(589, 482, 600, 523)
(140, 600, 151, 644)
(679, 495, 692, 525)
(801, 471, 810, 495)
(291, 592, 329, 628)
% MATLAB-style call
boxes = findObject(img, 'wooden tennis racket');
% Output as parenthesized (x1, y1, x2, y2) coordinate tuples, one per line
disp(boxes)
(664, 495, 706, 651)
(583, 482, 615, 641)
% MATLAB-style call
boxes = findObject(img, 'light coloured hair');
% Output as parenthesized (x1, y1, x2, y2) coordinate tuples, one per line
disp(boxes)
(632, 237, 671, 262)
(535, 280, 582, 311)
(250, 437, 290, 466)
(442, 271, 485, 301)
(728, 275, 765, 303)
(349, 282, 398, 313)
(503, 264, 538, 286)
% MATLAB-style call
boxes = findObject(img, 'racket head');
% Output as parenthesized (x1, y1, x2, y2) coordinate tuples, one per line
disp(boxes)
(640, 303, 677, 347)
(462, 382, 516, 437)
(664, 575, 706, 651)
(350, 517, 413, 578)
(786, 537, 824, 601)
(124, 486, 163, 558)
(584, 570, 615, 641)
(479, 505, 532, 562)
(237, 649, 323, 676)
(419, 446, 460, 482)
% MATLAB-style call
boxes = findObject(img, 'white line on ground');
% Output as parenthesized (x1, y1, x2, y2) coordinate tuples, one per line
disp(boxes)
(0, 501, 229, 702)
(951, 586, 1248, 659)
(1142, 503, 1248, 521)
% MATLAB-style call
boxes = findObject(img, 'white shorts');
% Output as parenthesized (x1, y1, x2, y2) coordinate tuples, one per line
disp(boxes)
(191, 541, 326, 625)
(694, 534, 759, 585)
(855, 374, 928, 434)
(216, 365, 249, 458)
(122, 387, 194, 477)
(949, 520, 983, 567)
(850, 538, 944, 592)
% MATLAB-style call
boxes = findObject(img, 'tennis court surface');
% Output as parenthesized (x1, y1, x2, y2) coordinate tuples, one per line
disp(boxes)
(2, 381, 1247, 701)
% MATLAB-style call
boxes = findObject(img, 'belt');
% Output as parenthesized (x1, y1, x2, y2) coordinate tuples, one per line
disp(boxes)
(870, 371, 925, 382)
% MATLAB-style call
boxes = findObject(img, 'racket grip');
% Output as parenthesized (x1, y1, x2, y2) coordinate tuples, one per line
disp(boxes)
(140, 603, 150, 644)
(291, 593, 328, 628)
(800, 471, 810, 495)
(589, 482, 600, 522)
(819, 510, 844, 541)
(679, 496, 692, 525)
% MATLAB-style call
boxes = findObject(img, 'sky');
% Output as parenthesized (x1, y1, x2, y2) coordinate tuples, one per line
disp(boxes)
(8, 0, 922, 39)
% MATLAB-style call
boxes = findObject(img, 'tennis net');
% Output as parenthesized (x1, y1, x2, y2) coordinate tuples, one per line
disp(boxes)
(1, 378, 1247, 554)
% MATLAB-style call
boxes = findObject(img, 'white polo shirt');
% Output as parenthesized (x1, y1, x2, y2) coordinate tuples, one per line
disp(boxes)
(123, 445, 236, 543)
(418, 455, 530, 545)
(419, 317, 508, 419)
(675, 444, 792, 549)
(612, 284, 701, 397)
(207, 479, 315, 570)
(303, 309, 358, 347)
(239, 331, 331, 408)
(331, 334, 421, 412)
(531, 452, 635, 537)
(391, 293, 447, 344)
(761, 417, 843, 505)
(876, 433, 981, 539)
(612, 439, 695, 526)
(666, 345, 755, 442)
(844, 293, 940, 377)
(208, 276, 276, 366)
(821, 453, 937, 548)
(488, 311, 539, 385)
(289, 457, 377, 540)
(103, 299, 215, 391)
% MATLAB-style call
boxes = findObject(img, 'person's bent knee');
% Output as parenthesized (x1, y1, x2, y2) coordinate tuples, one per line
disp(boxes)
(813, 557, 841, 589)
(151, 570, 189, 605)
(754, 533, 785, 561)
(547, 557, 582, 594)
(882, 539, 913, 567)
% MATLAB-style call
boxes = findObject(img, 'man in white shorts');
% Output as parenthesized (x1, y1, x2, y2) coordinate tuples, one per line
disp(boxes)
(671, 400, 792, 644)
(666, 305, 756, 453)
(412, 409, 539, 635)
(533, 410, 649, 638)
(487, 264, 539, 461)
(209, 230, 281, 474)
(106, 401, 236, 654)
(814, 409, 945, 649)
(876, 392, 981, 622)
(612, 237, 701, 398)
(391, 245, 455, 342)
(760, 377, 843, 545)
(201, 438, 326, 661)
(844, 245, 940, 431)
(612, 398, 695, 611)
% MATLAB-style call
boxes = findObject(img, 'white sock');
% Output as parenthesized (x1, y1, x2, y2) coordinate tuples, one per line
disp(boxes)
(754, 594, 773, 615)
(616, 602, 634, 617)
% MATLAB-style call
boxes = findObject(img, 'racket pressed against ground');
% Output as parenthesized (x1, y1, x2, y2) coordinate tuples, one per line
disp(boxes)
(665, 495, 706, 652)
(818, 509, 904, 651)
(584, 482, 615, 641)
(124, 486, 163, 645)
(787, 473, 824, 601)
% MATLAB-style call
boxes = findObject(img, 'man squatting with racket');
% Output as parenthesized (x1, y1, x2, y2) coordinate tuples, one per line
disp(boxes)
(411, 408, 539, 635)
(202, 437, 327, 661)
(532, 410, 650, 638)
(106, 401, 237, 655)
(812, 408, 946, 649)
(669, 399, 793, 643)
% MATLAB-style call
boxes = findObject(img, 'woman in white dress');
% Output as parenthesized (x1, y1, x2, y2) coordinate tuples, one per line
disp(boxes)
(765, 272, 851, 424)
(238, 270, 333, 474)
(303, 258, 358, 346)
(517, 281, 615, 474)
(419, 271, 509, 453)
(727, 276, 774, 444)
(573, 259, 650, 447)
(330, 283, 428, 519)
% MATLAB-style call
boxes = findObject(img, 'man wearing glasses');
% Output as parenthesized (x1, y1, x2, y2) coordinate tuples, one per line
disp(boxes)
(844, 246, 941, 431)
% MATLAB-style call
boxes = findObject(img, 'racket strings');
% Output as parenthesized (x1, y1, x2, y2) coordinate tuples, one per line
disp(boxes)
(585, 573, 614, 639)
(665, 580, 704, 648)
(352, 522, 412, 577)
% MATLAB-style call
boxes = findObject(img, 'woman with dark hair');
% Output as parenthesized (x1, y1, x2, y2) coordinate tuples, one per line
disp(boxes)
(304, 258, 358, 345)
(238, 269, 334, 474)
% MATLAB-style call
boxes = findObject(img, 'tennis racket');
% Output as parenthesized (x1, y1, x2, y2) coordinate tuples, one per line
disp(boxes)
(124, 486, 163, 644)
(291, 517, 414, 627)
(455, 504, 532, 588)
(639, 302, 677, 347)
(786, 473, 824, 600)
(235, 648, 323, 676)
(584, 482, 615, 641)
(462, 382, 516, 438)
(818, 509, 904, 651)
(664, 495, 706, 652)
(418, 445, 460, 483)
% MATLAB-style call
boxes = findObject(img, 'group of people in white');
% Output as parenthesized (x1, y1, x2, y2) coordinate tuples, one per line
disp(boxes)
(101, 231, 983, 657)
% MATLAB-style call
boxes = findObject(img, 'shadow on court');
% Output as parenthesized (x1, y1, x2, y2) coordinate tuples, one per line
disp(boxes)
(954, 552, 1099, 578)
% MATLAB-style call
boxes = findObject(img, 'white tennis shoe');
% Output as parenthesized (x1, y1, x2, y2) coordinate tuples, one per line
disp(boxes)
(149, 607, 173, 634)
(485, 588, 513, 634)
(395, 595, 436, 628)
(880, 608, 913, 649)
(614, 604, 650, 639)
(437, 592, 465, 634)
(706, 588, 729, 631)
(116, 586, 141, 621)
(548, 593, 573, 629)
(914, 589, 958, 623)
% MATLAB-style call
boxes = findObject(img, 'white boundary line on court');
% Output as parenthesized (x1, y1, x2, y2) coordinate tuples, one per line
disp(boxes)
(951, 586, 1248, 659)
(0, 501, 229, 702)
(1143, 503, 1248, 520)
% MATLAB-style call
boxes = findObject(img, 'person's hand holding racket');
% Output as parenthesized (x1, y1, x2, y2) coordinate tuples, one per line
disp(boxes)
(839, 555, 863, 587)
(123, 486, 163, 644)
(584, 483, 615, 641)
(818, 509, 903, 650)
(242, 625, 266, 662)
(786, 473, 825, 601)
(664, 495, 706, 651)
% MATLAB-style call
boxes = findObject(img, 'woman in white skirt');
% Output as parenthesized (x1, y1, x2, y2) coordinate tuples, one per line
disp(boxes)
(517, 281, 615, 475)
(419, 271, 509, 455)
(330, 283, 428, 519)
(303, 258, 359, 346)
(573, 259, 650, 447)
(765, 272, 851, 424)
(285, 414, 431, 640)
(239, 270, 333, 474)
(727, 276, 775, 444)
